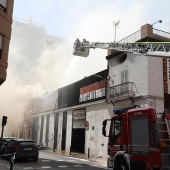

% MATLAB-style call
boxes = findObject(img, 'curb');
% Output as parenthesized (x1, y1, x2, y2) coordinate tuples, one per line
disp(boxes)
(41, 150, 107, 165)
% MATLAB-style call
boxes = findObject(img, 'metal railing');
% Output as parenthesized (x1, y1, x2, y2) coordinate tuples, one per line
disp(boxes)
(153, 28, 170, 39)
(109, 82, 140, 98)
(118, 28, 170, 44)
(117, 30, 141, 43)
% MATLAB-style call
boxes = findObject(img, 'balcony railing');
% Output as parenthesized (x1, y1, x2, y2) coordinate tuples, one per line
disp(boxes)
(109, 82, 139, 99)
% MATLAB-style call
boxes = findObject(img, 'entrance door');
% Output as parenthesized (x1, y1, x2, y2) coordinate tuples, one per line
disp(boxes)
(71, 128, 85, 153)
(71, 109, 86, 153)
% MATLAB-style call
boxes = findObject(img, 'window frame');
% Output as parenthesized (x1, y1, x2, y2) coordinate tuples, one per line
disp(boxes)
(111, 118, 122, 137)
(0, 0, 7, 12)
(0, 34, 3, 59)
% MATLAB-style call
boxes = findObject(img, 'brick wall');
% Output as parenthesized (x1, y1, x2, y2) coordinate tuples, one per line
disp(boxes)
(0, 0, 14, 85)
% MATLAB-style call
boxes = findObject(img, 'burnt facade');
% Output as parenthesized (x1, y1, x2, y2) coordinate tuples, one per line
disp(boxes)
(58, 69, 108, 109)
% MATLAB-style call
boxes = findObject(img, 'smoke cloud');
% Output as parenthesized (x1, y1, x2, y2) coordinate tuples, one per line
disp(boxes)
(1, 0, 170, 136)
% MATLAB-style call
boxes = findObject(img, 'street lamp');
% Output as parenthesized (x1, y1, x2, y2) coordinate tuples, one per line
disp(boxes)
(93, 74, 107, 80)
(152, 20, 162, 26)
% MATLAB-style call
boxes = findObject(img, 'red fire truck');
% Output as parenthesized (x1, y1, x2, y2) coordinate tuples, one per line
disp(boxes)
(102, 107, 170, 170)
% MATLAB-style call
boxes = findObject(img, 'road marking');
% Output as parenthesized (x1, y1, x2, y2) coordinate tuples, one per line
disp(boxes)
(23, 168, 34, 170)
(74, 165, 83, 167)
(41, 166, 52, 168)
(58, 166, 68, 168)
(67, 157, 89, 162)
(67, 160, 76, 162)
(79, 158, 89, 161)
(42, 160, 51, 162)
(57, 160, 64, 161)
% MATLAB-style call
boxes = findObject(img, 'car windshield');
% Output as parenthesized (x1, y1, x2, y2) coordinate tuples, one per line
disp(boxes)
(2, 138, 14, 142)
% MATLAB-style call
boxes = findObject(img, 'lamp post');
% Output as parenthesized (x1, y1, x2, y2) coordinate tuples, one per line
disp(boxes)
(152, 20, 162, 26)
(93, 74, 107, 80)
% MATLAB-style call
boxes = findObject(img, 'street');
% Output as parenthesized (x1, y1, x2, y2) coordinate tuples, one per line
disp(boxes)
(0, 151, 107, 170)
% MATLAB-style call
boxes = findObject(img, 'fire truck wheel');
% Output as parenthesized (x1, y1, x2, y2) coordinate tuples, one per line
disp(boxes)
(115, 159, 129, 170)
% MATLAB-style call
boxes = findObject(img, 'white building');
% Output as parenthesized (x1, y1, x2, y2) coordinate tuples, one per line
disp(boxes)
(30, 23, 170, 159)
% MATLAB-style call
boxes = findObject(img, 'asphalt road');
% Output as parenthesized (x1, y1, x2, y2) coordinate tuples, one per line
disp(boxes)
(0, 151, 107, 170)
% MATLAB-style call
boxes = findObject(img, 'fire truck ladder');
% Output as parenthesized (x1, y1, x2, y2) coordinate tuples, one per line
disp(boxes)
(73, 39, 170, 58)
(156, 113, 170, 169)
(156, 114, 170, 142)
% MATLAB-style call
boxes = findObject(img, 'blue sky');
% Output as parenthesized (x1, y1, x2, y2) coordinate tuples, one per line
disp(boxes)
(13, 0, 170, 41)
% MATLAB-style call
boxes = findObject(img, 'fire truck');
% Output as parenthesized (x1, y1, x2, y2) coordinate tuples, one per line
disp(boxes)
(102, 107, 170, 170)
(73, 39, 170, 169)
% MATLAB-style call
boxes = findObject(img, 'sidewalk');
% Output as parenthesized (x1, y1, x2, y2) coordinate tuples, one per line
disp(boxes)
(45, 149, 107, 165)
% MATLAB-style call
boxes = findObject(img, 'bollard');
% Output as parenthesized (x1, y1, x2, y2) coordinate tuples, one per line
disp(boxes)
(88, 147, 90, 159)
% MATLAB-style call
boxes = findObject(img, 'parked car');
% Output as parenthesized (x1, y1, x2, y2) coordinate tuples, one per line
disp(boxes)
(3, 139, 39, 161)
(0, 137, 15, 153)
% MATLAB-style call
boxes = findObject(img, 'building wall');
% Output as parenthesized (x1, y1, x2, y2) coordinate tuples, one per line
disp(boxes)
(42, 115, 47, 145)
(148, 57, 164, 97)
(54, 101, 112, 157)
(48, 113, 54, 148)
(37, 116, 41, 145)
(107, 53, 165, 112)
(0, 0, 14, 85)
(108, 53, 148, 96)
(85, 102, 113, 157)
(57, 112, 63, 150)
(65, 110, 72, 152)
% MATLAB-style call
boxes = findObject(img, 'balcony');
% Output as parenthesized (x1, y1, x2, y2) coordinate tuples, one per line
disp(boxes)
(109, 82, 139, 101)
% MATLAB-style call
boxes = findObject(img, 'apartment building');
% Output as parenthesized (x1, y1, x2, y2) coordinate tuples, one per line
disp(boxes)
(107, 23, 170, 112)
(0, 0, 14, 85)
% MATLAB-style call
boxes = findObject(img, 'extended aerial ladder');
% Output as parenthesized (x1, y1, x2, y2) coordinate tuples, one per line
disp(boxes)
(73, 39, 170, 170)
(73, 38, 170, 58)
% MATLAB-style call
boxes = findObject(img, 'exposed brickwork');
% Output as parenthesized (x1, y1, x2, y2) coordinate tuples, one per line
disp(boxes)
(0, 0, 14, 85)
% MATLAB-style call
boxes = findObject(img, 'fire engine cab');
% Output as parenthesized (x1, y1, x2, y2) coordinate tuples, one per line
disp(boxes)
(102, 107, 170, 170)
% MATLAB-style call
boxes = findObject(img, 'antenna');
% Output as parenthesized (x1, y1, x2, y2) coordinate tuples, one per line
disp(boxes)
(113, 20, 120, 42)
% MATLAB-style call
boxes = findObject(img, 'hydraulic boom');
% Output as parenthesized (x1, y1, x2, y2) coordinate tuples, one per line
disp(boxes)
(73, 38, 170, 58)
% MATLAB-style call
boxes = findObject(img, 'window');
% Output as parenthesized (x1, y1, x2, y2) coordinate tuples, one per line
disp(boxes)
(130, 116, 150, 154)
(0, 0, 7, 12)
(19, 141, 35, 146)
(111, 118, 122, 137)
(0, 34, 3, 58)
(151, 121, 159, 148)
(120, 69, 129, 94)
